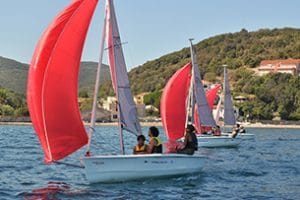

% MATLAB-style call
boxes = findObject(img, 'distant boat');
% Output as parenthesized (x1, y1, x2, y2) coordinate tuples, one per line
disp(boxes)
(218, 66, 255, 140)
(161, 40, 241, 148)
(27, 0, 205, 183)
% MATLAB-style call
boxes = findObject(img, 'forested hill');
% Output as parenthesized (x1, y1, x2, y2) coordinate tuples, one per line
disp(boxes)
(0, 56, 110, 95)
(129, 28, 300, 94)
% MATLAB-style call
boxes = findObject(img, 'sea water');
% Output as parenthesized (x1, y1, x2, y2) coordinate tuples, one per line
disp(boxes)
(0, 126, 299, 199)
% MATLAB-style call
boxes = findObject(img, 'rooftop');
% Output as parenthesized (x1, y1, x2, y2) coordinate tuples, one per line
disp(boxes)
(260, 59, 300, 66)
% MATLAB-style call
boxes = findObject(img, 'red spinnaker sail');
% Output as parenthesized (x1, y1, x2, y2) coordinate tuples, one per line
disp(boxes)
(194, 84, 221, 133)
(27, 0, 98, 163)
(161, 63, 192, 140)
(206, 84, 221, 109)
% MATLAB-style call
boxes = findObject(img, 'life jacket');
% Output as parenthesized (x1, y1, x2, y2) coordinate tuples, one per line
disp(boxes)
(150, 137, 163, 153)
(134, 144, 147, 153)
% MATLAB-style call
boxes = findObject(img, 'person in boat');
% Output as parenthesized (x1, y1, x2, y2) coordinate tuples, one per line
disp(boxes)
(133, 135, 148, 154)
(201, 127, 209, 135)
(147, 126, 163, 154)
(231, 124, 240, 138)
(176, 124, 198, 155)
(213, 125, 222, 136)
(240, 126, 246, 134)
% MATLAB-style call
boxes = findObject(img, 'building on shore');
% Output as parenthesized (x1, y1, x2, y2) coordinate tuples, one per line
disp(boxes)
(257, 59, 300, 76)
(101, 95, 146, 121)
(134, 92, 149, 105)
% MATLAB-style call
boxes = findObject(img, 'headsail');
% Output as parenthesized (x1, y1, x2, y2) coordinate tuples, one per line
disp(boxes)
(190, 44, 216, 127)
(106, 0, 142, 135)
(223, 66, 236, 125)
(27, 0, 98, 163)
(161, 63, 192, 140)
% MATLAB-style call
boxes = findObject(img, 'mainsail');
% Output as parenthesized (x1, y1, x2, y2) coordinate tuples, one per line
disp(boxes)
(223, 66, 236, 125)
(160, 63, 192, 140)
(194, 84, 221, 132)
(106, 0, 142, 135)
(190, 44, 217, 127)
(27, 0, 98, 163)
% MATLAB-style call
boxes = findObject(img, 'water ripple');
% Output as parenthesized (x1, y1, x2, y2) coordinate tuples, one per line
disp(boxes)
(0, 126, 299, 199)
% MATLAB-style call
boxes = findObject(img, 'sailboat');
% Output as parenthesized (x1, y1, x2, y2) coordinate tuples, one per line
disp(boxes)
(27, 0, 205, 184)
(220, 66, 255, 140)
(161, 40, 241, 148)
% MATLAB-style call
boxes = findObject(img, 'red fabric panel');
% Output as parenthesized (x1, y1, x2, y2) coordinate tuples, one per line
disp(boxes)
(161, 63, 191, 140)
(27, 0, 98, 163)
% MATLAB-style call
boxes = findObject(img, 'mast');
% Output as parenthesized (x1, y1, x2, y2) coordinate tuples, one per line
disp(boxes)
(116, 100, 125, 155)
(86, 8, 108, 154)
(185, 39, 196, 127)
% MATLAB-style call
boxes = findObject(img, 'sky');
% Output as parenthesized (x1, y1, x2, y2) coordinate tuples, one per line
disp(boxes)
(0, 0, 300, 69)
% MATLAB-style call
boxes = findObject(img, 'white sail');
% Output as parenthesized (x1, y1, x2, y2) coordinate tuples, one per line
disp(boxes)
(214, 99, 222, 125)
(190, 41, 216, 127)
(106, 0, 142, 135)
(223, 66, 236, 125)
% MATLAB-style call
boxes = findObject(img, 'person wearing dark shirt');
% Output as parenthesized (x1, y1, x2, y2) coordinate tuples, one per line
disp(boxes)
(177, 124, 198, 155)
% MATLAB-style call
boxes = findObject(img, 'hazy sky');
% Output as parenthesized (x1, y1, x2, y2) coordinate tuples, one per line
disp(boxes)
(1, 0, 300, 69)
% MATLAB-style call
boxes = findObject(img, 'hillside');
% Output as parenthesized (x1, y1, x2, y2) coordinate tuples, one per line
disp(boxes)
(129, 28, 300, 94)
(0, 56, 28, 94)
(2, 28, 300, 96)
(1, 27, 300, 120)
(0, 56, 110, 95)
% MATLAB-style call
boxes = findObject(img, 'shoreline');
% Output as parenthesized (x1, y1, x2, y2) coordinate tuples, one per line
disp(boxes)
(0, 121, 300, 129)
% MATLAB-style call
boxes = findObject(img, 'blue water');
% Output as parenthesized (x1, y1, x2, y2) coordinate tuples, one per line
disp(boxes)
(0, 126, 299, 200)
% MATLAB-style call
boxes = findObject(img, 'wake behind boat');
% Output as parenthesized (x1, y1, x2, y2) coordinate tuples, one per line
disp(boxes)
(27, 0, 206, 184)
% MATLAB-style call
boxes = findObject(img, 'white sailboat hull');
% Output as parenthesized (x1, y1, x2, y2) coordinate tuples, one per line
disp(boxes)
(82, 154, 205, 183)
(197, 136, 241, 148)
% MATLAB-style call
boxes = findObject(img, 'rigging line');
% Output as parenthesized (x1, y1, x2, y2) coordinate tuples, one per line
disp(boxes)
(89, 130, 120, 152)
(90, 140, 120, 152)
